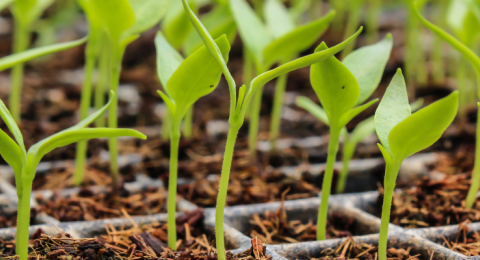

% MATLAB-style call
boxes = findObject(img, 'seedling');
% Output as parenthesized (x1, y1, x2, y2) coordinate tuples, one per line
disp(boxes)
(296, 34, 392, 239)
(411, 2, 480, 208)
(375, 69, 458, 260)
(88, 0, 170, 190)
(183, 0, 362, 258)
(0, 92, 145, 260)
(228, 0, 335, 155)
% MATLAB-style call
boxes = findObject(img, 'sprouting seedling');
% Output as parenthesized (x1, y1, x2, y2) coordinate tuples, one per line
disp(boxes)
(296, 34, 392, 240)
(8, 0, 80, 122)
(228, 0, 336, 155)
(375, 69, 458, 260)
(410, 1, 480, 209)
(0, 92, 146, 260)
(296, 97, 423, 194)
(183, 0, 362, 258)
(155, 31, 231, 250)
(88, 0, 171, 191)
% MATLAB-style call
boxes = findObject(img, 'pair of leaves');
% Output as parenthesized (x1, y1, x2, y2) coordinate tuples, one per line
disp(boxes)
(309, 35, 393, 128)
(375, 69, 458, 165)
(229, 0, 335, 68)
(156, 31, 231, 120)
(0, 92, 146, 181)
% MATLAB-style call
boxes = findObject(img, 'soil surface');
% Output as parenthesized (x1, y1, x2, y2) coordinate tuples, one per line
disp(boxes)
(439, 221, 480, 256)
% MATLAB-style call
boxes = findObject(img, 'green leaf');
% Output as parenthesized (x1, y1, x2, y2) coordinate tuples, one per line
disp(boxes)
(12, 0, 54, 25)
(343, 34, 393, 105)
(0, 37, 87, 72)
(0, 129, 23, 175)
(167, 35, 231, 117)
(0, 98, 25, 153)
(229, 0, 271, 67)
(374, 69, 411, 155)
(157, 90, 176, 116)
(447, 0, 480, 43)
(310, 42, 359, 125)
(70, 91, 115, 131)
(183, 4, 236, 56)
(264, 0, 294, 39)
(378, 143, 392, 166)
(155, 32, 184, 88)
(410, 98, 424, 111)
(263, 10, 335, 66)
(163, 0, 194, 49)
(295, 96, 329, 125)
(350, 116, 375, 145)
(339, 99, 377, 127)
(90, 0, 136, 42)
(389, 91, 458, 161)
(28, 128, 146, 170)
(125, 0, 172, 37)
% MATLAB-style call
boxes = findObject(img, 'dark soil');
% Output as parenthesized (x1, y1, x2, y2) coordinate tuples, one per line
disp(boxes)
(439, 221, 480, 256)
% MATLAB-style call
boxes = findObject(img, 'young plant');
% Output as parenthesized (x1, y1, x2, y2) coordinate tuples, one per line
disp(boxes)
(375, 69, 458, 260)
(296, 34, 392, 239)
(228, 0, 335, 155)
(0, 92, 145, 260)
(339, 0, 365, 59)
(183, 0, 362, 258)
(88, 0, 170, 190)
(155, 32, 231, 250)
(411, 2, 480, 208)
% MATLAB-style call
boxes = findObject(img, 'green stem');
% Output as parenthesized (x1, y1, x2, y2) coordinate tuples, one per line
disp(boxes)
(167, 120, 181, 250)
(216, 123, 241, 260)
(317, 126, 340, 240)
(108, 43, 122, 191)
(365, 0, 381, 44)
(466, 108, 480, 208)
(378, 161, 402, 260)
(10, 22, 29, 123)
(161, 109, 171, 141)
(183, 106, 193, 139)
(336, 133, 354, 194)
(340, 1, 362, 60)
(95, 40, 109, 127)
(243, 49, 254, 120)
(74, 39, 97, 186)
(16, 178, 33, 260)
(248, 85, 263, 158)
(269, 72, 288, 151)
(457, 59, 468, 120)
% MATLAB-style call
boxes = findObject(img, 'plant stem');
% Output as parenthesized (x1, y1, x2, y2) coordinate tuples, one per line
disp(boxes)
(243, 49, 254, 120)
(16, 178, 33, 260)
(167, 120, 181, 250)
(378, 161, 402, 260)
(248, 86, 263, 159)
(269, 72, 288, 151)
(216, 124, 240, 260)
(336, 133, 354, 194)
(365, 0, 381, 44)
(74, 39, 97, 186)
(466, 108, 480, 208)
(161, 109, 171, 141)
(108, 44, 122, 192)
(317, 126, 340, 240)
(183, 106, 193, 139)
(95, 40, 109, 127)
(340, 1, 362, 60)
(10, 22, 29, 122)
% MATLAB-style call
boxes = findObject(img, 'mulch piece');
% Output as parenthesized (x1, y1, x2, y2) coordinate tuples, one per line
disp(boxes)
(248, 189, 354, 244)
(439, 220, 480, 256)
(379, 173, 480, 228)
(310, 237, 420, 260)
(36, 186, 168, 222)
(0, 209, 272, 260)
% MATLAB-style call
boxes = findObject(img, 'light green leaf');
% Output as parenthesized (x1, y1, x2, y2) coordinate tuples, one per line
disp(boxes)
(0, 99, 25, 153)
(339, 99, 377, 127)
(263, 10, 335, 66)
(229, 0, 271, 67)
(447, 0, 480, 43)
(163, 0, 194, 49)
(264, 0, 294, 39)
(295, 96, 329, 125)
(183, 4, 236, 56)
(410, 98, 424, 111)
(350, 116, 375, 145)
(167, 35, 230, 117)
(125, 0, 172, 37)
(155, 32, 184, 88)
(343, 34, 393, 105)
(157, 90, 176, 116)
(70, 92, 115, 131)
(12, 0, 54, 25)
(374, 69, 411, 154)
(0, 37, 87, 72)
(378, 143, 392, 167)
(28, 128, 146, 169)
(90, 0, 136, 42)
(310, 42, 359, 125)
(0, 129, 23, 175)
(389, 91, 458, 161)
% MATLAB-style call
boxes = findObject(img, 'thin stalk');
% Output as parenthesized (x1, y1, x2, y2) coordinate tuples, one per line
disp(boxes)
(108, 44, 122, 192)
(366, 0, 381, 44)
(248, 85, 263, 158)
(243, 49, 254, 120)
(431, 0, 447, 85)
(167, 120, 181, 250)
(317, 126, 340, 240)
(336, 132, 354, 194)
(340, 1, 362, 60)
(216, 124, 241, 260)
(14, 180, 23, 256)
(269, 72, 288, 151)
(466, 108, 480, 208)
(378, 161, 402, 260)
(183, 106, 193, 139)
(16, 178, 33, 260)
(10, 22, 29, 122)
(95, 41, 109, 127)
(458, 59, 469, 120)
(74, 39, 97, 186)
(405, 3, 427, 87)
(161, 109, 171, 141)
